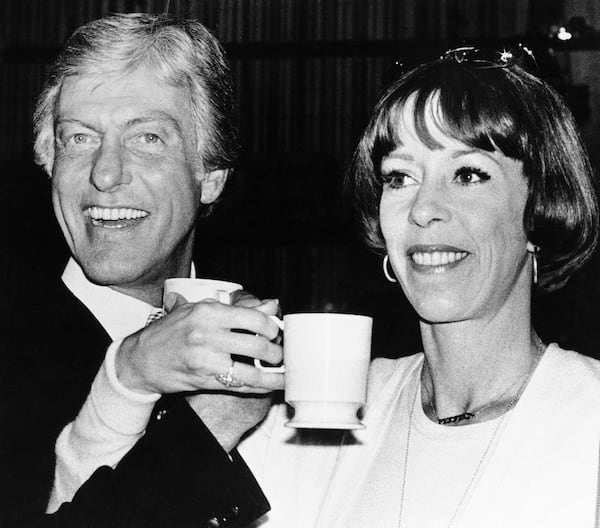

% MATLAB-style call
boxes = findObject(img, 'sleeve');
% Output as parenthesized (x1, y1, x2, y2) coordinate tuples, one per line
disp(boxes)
(111, 398, 271, 527)
(26, 467, 121, 528)
(48, 340, 160, 512)
(36, 399, 270, 528)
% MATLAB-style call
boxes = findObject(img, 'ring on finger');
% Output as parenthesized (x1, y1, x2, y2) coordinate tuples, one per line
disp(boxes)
(215, 359, 244, 388)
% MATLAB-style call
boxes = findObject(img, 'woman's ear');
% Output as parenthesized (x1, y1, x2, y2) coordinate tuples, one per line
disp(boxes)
(526, 241, 540, 254)
(199, 169, 229, 204)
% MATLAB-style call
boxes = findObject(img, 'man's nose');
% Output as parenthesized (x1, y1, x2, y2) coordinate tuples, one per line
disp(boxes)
(408, 180, 451, 228)
(90, 141, 131, 192)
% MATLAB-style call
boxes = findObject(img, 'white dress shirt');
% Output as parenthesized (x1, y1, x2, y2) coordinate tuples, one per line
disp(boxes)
(47, 258, 195, 512)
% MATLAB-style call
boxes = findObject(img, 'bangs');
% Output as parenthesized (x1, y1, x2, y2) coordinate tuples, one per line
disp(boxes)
(371, 63, 534, 175)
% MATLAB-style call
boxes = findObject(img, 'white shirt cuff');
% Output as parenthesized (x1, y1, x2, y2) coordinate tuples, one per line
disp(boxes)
(90, 340, 161, 434)
(105, 339, 162, 403)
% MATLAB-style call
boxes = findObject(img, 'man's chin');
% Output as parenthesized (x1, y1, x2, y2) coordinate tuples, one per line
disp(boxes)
(78, 259, 152, 289)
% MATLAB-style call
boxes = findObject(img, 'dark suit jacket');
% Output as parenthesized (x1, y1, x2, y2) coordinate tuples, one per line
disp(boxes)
(0, 262, 269, 527)
(32, 400, 268, 528)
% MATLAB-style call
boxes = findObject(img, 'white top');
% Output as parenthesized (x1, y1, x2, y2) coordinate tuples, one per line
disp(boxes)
(238, 344, 600, 528)
(47, 258, 194, 512)
(400, 384, 504, 527)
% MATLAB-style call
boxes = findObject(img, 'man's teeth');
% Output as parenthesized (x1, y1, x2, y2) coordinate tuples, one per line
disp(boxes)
(411, 251, 468, 266)
(87, 207, 148, 220)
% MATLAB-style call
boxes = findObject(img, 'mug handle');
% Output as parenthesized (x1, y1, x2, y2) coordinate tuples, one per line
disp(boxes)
(254, 316, 285, 373)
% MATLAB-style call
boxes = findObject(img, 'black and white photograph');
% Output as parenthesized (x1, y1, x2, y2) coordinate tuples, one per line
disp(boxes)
(1, 1, 600, 526)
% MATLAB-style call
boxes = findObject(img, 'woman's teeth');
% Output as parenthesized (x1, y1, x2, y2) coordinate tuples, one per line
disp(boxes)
(411, 251, 468, 266)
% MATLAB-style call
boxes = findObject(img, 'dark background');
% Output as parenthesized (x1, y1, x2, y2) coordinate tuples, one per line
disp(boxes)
(1, 0, 600, 359)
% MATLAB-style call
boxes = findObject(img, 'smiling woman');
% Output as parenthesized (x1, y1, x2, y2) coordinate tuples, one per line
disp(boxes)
(377, 91, 531, 324)
(351, 54, 598, 294)
(237, 46, 600, 528)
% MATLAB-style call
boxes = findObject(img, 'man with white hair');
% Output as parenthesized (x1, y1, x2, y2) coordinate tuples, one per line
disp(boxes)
(1, 13, 283, 527)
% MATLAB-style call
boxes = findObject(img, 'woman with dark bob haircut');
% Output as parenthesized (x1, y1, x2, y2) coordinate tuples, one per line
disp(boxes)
(238, 47, 600, 528)
(352, 49, 598, 292)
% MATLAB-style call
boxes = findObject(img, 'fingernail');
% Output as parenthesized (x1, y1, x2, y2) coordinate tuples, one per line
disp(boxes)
(264, 298, 279, 305)
(164, 292, 177, 311)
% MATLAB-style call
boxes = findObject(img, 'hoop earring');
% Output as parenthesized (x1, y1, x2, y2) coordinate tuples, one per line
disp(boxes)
(383, 255, 397, 283)
(529, 245, 539, 285)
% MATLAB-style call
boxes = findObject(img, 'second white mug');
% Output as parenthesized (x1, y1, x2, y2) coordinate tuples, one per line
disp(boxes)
(257, 313, 372, 429)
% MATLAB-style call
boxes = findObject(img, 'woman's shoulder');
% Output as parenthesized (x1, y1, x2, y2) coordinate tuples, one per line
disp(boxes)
(370, 353, 423, 377)
(545, 343, 600, 396)
(367, 353, 423, 402)
(547, 343, 600, 372)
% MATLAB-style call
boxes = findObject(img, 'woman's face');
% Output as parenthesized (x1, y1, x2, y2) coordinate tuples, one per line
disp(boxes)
(379, 94, 531, 324)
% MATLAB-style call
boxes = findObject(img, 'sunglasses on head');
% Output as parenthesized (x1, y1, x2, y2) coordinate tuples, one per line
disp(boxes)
(388, 43, 538, 81)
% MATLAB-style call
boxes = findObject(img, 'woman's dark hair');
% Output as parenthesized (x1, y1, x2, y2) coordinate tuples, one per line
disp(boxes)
(346, 58, 598, 292)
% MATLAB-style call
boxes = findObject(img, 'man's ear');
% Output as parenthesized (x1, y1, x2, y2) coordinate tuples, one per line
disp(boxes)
(198, 168, 229, 204)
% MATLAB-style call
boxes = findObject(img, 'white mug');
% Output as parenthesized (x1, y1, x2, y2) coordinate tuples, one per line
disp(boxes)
(163, 278, 243, 306)
(257, 313, 373, 429)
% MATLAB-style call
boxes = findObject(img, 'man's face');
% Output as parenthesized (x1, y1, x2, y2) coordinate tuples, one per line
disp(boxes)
(51, 66, 227, 300)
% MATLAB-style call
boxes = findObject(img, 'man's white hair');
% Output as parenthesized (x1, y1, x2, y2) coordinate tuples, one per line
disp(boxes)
(33, 13, 239, 178)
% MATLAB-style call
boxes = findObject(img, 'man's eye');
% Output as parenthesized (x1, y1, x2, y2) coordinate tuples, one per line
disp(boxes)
(140, 133, 162, 144)
(62, 133, 97, 151)
(454, 167, 491, 184)
(382, 170, 418, 189)
(69, 133, 89, 145)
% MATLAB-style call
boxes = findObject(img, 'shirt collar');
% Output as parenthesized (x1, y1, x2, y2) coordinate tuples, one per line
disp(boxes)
(62, 258, 196, 340)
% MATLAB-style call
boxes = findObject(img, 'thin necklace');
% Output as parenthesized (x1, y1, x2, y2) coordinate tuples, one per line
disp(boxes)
(423, 371, 528, 425)
(423, 338, 545, 426)
(397, 345, 545, 528)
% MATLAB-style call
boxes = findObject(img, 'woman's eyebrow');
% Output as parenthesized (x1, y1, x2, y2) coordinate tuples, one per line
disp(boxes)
(451, 148, 501, 167)
(382, 151, 414, 162)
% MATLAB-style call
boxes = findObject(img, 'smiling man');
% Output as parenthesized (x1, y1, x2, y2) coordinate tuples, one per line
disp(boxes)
(0, 13, 283, 527)
(50, 64, 216, 304)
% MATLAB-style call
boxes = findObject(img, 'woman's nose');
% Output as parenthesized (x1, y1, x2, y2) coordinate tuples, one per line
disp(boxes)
(408, 181, 451, 227)
(90, 141, 131, 192)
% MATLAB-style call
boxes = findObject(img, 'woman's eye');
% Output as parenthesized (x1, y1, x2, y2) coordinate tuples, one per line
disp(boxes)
(382, 170, 418, 189)
(454, 167, 491, 184)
